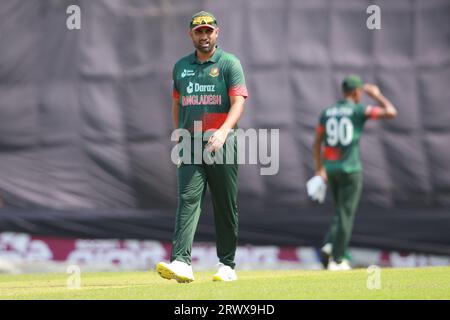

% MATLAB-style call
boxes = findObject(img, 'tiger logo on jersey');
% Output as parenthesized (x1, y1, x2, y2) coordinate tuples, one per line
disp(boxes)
(209, 67, 220, 77)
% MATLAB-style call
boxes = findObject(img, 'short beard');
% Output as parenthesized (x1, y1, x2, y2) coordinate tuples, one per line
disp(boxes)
(195, 42, 215, 54)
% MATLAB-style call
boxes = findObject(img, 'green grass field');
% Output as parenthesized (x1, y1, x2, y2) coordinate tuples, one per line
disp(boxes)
(0, 266, 448, 300)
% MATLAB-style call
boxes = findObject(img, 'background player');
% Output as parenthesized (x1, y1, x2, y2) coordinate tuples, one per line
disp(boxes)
(313, 75, 397, 270)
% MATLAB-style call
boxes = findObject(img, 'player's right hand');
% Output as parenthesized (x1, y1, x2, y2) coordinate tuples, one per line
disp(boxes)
(316, 167, 328, 181)
(363, 84, 381, 98)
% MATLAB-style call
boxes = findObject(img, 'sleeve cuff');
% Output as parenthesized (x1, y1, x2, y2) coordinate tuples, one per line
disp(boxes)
(173, 89, 180, 100)
(228, 86, 248, 99)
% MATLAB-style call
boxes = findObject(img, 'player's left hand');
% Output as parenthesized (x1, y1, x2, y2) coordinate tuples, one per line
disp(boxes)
(206, 128, 230, 152)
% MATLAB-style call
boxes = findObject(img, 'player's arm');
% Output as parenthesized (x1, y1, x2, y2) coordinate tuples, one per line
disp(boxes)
(313, 125, 327, 181)
(171, 97, 179, 129)
(221, 96, 246, 131)
(363, 84, 398, 120)
(207, 58, 248, 152)
(207, 96, 245, 152)
(171, 65, 180, 130)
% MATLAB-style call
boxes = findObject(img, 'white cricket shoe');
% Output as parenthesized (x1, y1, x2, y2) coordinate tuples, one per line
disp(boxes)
(320, 243, 332, 269)
(212, 263, 237, 282)
(328, 259, 352, 271)
(156, 260, 194, 283)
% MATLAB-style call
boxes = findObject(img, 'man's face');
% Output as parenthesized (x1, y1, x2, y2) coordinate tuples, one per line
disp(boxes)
(189, 27, 219, 54)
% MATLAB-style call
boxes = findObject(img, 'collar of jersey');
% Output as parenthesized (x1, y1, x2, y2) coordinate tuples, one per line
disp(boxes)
(190, 46, 222, 64)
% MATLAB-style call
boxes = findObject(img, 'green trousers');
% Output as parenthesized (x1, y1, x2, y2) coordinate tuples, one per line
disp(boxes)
(324, 171, 363, 262)
(171, 138, 238, 269)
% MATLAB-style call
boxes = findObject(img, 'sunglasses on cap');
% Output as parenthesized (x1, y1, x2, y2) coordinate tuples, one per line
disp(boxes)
(191, 16, 217, 28)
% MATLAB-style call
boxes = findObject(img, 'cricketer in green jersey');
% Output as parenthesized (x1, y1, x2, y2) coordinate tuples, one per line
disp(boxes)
(313, 75, 397, 271)
(156, 11, 248, 283)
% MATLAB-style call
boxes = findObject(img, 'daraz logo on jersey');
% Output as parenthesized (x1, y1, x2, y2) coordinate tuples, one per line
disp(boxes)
(183, 82, 221, 106)
(186, 82, 216, 94)
(187, 82, 194, 94)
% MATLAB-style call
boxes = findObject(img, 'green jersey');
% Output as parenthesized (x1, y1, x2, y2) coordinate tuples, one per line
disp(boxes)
(172, 47, 248, 134)
(317, 100, 374, 173)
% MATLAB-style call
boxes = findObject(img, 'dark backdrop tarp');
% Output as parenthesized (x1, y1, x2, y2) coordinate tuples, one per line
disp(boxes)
(0, 0, 449, 254)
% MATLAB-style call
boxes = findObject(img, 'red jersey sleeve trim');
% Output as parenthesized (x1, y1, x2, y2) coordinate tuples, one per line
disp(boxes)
(172, 89, 180, 100)
(228, 85, 248, 99)
(367, 105, 382, 119)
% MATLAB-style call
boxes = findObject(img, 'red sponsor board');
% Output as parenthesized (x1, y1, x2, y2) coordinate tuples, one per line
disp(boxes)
(0, 232, 448, 272)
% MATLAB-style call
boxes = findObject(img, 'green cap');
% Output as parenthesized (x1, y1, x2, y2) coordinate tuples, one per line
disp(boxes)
(190, 11, 218, 30)
(342, 75, 364, 91)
